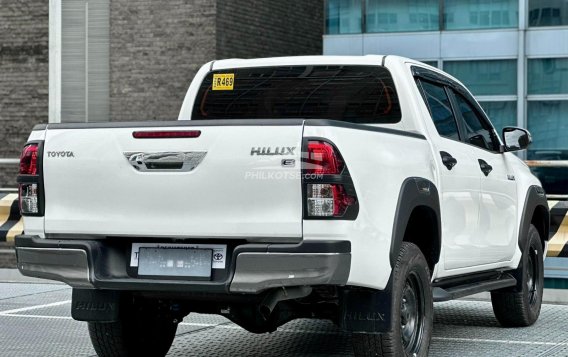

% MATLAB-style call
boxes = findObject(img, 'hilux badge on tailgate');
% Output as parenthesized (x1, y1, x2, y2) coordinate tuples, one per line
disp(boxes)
(250, 147, 296, 156)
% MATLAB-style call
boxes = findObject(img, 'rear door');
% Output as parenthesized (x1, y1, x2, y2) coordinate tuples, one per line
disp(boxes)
(42, 123, 303, 241)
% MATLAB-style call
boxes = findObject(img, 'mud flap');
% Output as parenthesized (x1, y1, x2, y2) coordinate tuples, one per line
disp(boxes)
(339, 285, 393, 333)
(71, 289, 121, 322)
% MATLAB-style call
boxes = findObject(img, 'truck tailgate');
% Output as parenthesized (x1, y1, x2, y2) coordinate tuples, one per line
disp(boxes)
(42, 123, 303, 241)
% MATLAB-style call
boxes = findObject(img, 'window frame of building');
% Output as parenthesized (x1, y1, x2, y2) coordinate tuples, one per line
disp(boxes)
(528, 0, 568, 28)
(442, 59, 518, 97)
(527, 100, 568, 152)
(324, 0, 529, 34)
(325, 0, 363, 34)
(443, 0, 519, 31)
(526, 55, 568, 159)
(364, 0, 440, 33)
(527, 57, 568, 95)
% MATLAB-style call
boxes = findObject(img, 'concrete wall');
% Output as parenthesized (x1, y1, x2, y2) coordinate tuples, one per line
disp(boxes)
(0, 0, 48, 187)
(216, 0, 324, 59)
(109, 0, 217, 121)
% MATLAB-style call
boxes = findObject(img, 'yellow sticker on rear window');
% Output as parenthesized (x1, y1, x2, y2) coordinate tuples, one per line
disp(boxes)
(212, 73, 234, 90)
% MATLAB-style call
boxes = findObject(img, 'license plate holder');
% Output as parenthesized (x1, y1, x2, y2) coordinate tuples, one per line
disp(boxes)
(137, 247, 212, 279)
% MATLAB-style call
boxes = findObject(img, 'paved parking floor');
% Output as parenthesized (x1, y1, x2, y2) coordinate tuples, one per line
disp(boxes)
(1, 281, 568, 356)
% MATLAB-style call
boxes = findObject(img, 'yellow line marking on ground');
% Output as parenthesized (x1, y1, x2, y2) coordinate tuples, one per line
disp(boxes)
(547, 213, 568, 257)
(6, 218, 23, 242)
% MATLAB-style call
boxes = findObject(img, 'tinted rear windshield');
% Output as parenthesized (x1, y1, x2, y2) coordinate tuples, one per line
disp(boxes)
(191, 65, 401, 123)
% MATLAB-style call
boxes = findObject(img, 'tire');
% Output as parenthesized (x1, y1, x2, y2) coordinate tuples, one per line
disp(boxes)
(491, 224, 544, 327)
(352, 242, 433, 357)
(88, 307, 178, 357)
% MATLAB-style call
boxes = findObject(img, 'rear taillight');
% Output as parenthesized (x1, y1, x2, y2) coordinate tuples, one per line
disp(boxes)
(307, 184, 356, 217)
(19, 183, 39, 215)
(18, 143, 42, 216)
(305, 141, 344, 175)
(302, 139, 358, 219)
(20, 144, 38, 175)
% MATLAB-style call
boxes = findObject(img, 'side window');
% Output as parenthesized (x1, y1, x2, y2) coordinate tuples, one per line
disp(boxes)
(453, 92, 500, 152)
(419, 80, 460, 141)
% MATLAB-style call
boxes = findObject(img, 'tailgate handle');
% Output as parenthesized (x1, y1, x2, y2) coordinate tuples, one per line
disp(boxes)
(124, 152, 207, 172)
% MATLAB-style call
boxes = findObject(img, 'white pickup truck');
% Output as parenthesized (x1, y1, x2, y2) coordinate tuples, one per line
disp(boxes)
(15, 56, 550, 357)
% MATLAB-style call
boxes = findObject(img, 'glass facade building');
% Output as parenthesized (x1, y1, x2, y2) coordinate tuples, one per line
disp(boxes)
(324, 0, 568, 191)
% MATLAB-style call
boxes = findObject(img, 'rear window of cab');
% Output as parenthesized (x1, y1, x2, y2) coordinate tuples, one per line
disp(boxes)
(191, 65, 401, 124)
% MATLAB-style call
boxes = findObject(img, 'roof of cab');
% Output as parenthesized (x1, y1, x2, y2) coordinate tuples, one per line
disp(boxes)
(211, 55, 397, 70)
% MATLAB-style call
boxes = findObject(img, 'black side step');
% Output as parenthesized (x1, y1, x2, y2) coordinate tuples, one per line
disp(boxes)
(432, 272, 517, 302)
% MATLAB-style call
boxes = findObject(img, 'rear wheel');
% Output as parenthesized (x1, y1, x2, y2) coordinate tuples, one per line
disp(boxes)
(88, 306, 178, 357)
(491, 224, 544, 327)
(352, 242, 433, 357)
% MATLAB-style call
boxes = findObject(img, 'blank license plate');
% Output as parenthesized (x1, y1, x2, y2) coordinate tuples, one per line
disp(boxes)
(138, 248, 212, 279)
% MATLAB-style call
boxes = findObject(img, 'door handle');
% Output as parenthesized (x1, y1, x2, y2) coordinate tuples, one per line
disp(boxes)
(478, 159, 493, 176)
(440, 151, 457, 170)
(124, 151, 207, 172)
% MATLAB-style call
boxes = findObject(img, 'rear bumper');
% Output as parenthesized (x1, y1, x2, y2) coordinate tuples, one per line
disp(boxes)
(15, 235, 351, 294)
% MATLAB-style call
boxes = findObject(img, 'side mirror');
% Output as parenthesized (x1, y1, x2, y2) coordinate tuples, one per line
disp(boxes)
(502, 127, 532, 152)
